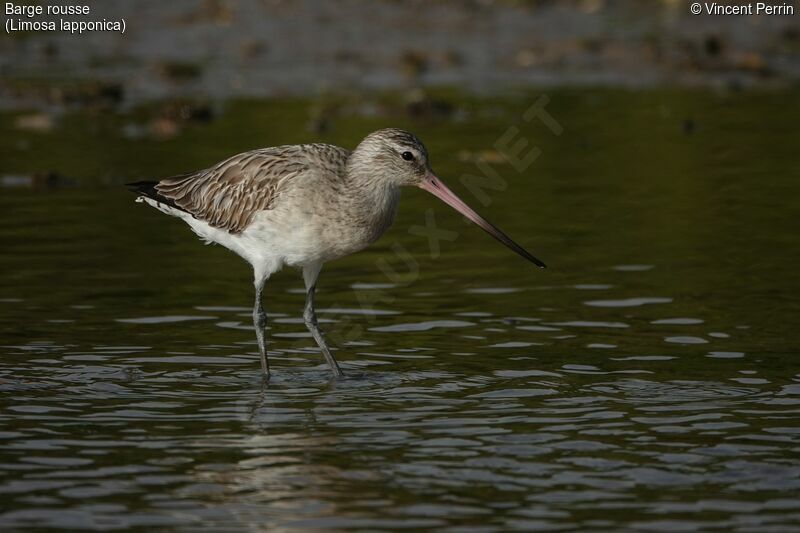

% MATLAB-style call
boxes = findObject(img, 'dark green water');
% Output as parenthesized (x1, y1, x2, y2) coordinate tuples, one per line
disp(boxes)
(1, 89, 799, 530)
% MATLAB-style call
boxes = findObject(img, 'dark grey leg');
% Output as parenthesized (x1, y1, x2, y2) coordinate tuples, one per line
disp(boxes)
(303, 284, 343, 377)
(252, 281, 269, 378)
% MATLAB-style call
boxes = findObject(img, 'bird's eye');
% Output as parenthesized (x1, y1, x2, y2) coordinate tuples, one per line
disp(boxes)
(401, 151, 415, 161)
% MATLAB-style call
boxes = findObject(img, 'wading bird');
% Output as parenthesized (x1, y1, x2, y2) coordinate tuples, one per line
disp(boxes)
(128, 129, 545, 378)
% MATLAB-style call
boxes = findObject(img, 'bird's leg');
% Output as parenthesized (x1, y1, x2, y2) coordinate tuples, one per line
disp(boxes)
(252, 280, 269, 379)
(303, 283, 343, 377)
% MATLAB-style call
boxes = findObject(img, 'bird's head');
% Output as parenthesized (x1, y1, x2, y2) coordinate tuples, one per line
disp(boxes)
(351, 128, 547, 268)
(351, 128, 432, 187)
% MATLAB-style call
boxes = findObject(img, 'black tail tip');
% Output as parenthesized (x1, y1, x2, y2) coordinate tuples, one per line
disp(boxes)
(126, 180, 157, 194)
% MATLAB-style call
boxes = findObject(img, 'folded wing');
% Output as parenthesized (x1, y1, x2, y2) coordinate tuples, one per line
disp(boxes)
(144, 146, 312, 234)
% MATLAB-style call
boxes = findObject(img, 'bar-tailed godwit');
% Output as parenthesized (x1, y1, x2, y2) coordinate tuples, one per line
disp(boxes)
(128, 129, 545, 378)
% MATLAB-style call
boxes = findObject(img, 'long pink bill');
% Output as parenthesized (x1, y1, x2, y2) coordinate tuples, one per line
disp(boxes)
(419, 174, 547, 269)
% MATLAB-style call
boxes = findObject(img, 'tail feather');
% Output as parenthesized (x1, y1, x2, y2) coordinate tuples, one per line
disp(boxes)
(126, 180, 184, 212)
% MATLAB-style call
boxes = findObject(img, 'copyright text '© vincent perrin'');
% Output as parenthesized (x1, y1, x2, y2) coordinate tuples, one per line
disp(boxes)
(694, 2, 795, 15)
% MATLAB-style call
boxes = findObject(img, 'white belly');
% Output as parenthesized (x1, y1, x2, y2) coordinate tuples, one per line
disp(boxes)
(142, 185, 399, 280)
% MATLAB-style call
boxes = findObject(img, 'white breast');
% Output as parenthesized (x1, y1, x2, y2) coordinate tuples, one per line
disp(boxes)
(141, 176, 401, 282)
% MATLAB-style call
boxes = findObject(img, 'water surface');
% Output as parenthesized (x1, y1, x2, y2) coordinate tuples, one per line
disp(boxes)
(1, 89, 799, 530)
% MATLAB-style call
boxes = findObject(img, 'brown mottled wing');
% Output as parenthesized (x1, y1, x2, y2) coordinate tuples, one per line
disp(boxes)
(154, 146, 332, 234)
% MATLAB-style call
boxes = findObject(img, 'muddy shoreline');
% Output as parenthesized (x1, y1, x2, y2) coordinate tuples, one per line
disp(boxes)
(1, 0, 798, 110)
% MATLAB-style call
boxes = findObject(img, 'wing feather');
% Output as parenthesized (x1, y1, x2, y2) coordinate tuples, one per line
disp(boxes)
(153, 145, 347, 234)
